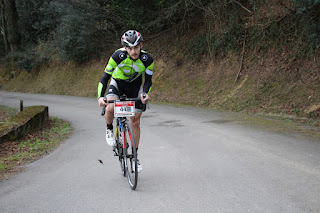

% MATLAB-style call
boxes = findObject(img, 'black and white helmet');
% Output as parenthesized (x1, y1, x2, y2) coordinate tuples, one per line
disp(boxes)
(121, 30, 143, 47)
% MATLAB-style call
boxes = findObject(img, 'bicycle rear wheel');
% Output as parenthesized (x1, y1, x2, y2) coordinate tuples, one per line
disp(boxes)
(123, 120, 138, 190)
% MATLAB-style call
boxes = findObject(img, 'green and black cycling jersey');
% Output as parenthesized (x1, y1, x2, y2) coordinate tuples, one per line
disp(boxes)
(97, 48, 154, 99)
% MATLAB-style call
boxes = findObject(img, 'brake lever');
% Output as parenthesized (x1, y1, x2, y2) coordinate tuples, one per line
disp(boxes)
(142, 93, 150, 109)
(101, 98, 107, 116)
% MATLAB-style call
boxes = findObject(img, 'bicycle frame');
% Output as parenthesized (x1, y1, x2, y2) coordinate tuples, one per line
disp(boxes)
(116, 117, 130, 149)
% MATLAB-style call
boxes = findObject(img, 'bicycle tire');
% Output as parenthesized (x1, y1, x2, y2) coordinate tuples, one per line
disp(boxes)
(115, 123, 126, 177)
(123, 120, 138, 190)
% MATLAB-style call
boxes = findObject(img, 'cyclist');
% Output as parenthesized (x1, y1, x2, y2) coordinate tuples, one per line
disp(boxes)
(97, 30, 154, 173)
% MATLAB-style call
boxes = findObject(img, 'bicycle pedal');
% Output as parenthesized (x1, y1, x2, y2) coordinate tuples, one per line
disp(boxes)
(113, 149, 118, 156)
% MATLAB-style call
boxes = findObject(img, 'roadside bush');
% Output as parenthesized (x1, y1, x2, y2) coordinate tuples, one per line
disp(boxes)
(48, 2, 101, 63)
(291, 0, 320, 56)
(4, 51, 34, 73)
(187, 22, 242, 58)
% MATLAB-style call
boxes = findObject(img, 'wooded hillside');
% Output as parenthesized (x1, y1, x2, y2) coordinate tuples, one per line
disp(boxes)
(0, 0, 319, 121)
(1, 0, 319, 64)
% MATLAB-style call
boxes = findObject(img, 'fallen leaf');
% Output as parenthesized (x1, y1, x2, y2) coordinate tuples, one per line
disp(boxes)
(98, 159, 103, 165)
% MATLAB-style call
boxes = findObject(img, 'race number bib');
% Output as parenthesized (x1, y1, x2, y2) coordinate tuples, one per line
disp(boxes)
(114, 101, 135, 117)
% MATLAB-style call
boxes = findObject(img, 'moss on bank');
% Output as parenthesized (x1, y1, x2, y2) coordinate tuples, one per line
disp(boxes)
(0, 106, 49, 142)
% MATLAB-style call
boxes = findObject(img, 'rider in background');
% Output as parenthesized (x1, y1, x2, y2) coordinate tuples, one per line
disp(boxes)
(97, 30, 154, 172)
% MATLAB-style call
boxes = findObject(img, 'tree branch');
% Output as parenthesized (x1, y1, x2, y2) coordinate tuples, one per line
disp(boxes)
(235, 29, 247, 82)
(233, 0, 253, 14)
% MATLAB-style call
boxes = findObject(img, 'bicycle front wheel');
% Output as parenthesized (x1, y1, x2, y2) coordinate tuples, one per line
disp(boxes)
(123, 120, 138, 190)
(115, 123, 126, 177)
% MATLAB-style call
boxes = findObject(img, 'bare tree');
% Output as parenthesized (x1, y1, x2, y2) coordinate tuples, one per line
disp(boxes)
(3, 0, 20, 52)
(0, 0, 9, 53)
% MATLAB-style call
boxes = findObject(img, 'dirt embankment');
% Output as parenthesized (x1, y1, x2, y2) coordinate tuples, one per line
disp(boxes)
(149, 35, 319, 124)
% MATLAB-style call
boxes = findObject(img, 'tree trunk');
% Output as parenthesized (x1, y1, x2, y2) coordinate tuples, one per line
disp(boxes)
(0, 0, 9, 53)
(3, 0, 20, 52)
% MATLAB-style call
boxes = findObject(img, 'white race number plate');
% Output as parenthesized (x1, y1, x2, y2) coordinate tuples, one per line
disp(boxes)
(114, 101, 135, 117)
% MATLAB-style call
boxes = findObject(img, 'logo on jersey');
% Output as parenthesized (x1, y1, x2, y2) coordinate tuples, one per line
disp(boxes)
(119, 52, 125, 59)
(141, 54, 148, 61)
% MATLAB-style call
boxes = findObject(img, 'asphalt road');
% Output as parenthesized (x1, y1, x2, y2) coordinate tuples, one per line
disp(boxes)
(0, 91, 320, 213)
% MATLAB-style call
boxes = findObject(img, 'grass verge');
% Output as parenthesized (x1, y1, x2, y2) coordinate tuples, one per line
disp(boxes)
(0, 105, 17, 121)
(0, 117, 73, 181)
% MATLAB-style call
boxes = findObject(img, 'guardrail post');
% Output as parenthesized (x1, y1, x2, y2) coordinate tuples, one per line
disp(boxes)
(20, 100, 23, 112)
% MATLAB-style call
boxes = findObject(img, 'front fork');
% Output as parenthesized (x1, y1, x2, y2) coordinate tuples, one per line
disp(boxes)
(113, 119, 123, 157)
(114, 119, 133, 168)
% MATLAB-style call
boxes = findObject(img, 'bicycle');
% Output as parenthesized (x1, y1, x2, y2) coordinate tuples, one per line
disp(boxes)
(101, 95, 147, 190)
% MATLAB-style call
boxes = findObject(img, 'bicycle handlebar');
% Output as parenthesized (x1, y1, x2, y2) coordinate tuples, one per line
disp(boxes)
(105, 97, 142, 103)
(101, 94, 148, 116)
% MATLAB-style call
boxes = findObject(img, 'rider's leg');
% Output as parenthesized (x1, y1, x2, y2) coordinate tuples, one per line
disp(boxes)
(104, 78, 120, 146)
(130, 113, 143, 172)
(104, 97, 117, 146)
(105, 97, 117, 125)
(130, 112, 142, 148)
(105, 78, 120, 126)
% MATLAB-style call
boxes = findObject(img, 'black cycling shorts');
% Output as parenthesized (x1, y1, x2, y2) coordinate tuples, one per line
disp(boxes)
(106, 78, 146, 113)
